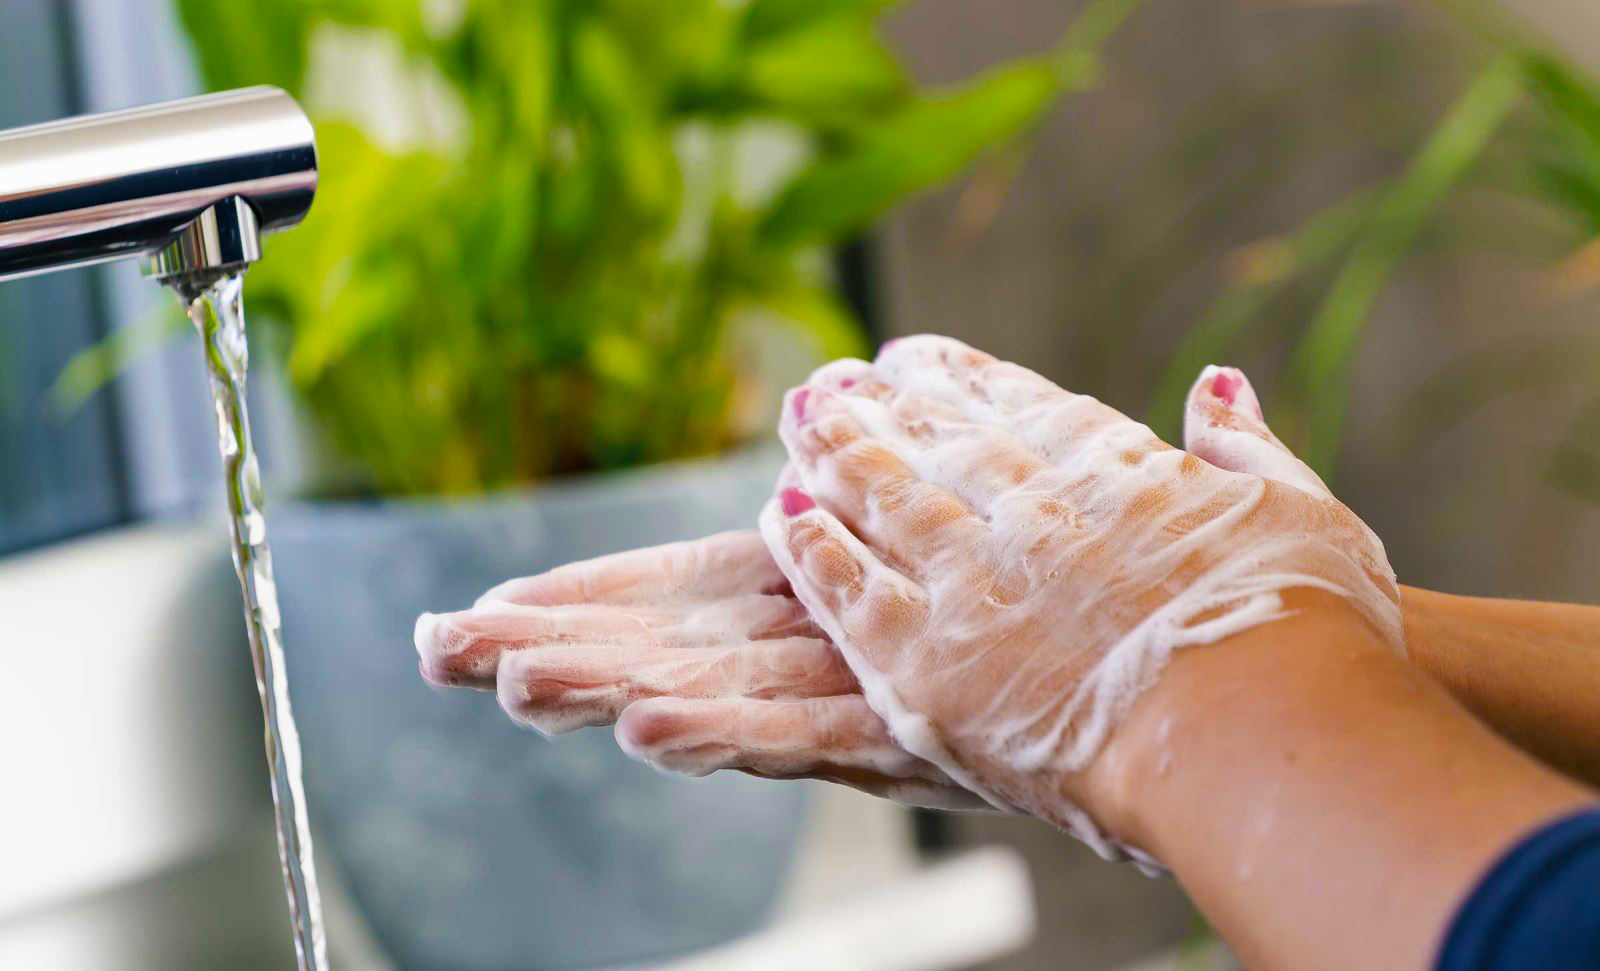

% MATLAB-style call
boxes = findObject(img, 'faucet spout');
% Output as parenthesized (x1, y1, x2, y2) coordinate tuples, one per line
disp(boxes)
(145, 196, 262, 300)
(0, 86, 316, 284)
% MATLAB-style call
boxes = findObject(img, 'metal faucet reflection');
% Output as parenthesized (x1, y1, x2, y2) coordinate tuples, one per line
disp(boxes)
(0, 85, 316, 292)
(0, 87, 326, 969)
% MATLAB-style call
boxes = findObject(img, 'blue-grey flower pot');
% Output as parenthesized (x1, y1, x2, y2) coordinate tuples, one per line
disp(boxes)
(270, 450, 805, 970)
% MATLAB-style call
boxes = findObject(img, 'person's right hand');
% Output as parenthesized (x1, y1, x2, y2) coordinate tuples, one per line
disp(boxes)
(760, 337, 1404, 853)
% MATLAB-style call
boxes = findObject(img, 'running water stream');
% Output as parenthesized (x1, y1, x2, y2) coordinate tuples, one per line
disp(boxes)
(180, 272, 328, 969)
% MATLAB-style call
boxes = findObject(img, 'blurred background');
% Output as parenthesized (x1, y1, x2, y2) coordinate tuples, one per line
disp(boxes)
(3, 0, 1599, 968)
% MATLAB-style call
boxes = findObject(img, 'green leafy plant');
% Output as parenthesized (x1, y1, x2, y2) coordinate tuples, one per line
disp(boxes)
(83, 0, 1136, 495)
(1151, 7, 1600, 502)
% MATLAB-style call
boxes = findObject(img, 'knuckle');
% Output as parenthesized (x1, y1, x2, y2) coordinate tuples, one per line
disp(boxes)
(810, 537, 866, 594)
(802, 411, 861, 455)
(857, 581, 929, 641)
(616, 702, 683, 754)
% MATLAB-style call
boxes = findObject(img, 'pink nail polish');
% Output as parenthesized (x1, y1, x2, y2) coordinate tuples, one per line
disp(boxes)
(792, 389, 811, 423)
(780, 487, 816, 516)
(839, 378, 856, 389)
(1210, 370, 1243, 407)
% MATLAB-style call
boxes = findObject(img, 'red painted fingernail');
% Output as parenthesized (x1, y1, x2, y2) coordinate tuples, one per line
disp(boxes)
(780, 487, 816, 516)
(792, 389, 811, 423)
(1210, 370, 1243, 407)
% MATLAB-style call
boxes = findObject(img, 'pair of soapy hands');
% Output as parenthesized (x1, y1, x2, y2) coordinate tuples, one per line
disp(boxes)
(417, 336, 1403, 852)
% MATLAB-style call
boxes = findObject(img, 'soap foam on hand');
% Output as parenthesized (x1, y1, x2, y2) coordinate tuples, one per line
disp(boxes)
(763, 336, 1403, 861)
(411, 338, 1401, 862)
(413, 529, 989, 811)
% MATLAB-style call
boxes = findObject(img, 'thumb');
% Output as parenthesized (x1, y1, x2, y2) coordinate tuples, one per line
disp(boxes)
(1183, 365, 1332, 499)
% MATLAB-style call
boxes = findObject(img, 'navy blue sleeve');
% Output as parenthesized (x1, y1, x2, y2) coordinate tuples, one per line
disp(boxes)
(1435, 806, 1600, 971)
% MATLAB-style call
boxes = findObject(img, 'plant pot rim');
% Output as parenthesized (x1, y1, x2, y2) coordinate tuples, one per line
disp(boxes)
(278, 443, 784, 515)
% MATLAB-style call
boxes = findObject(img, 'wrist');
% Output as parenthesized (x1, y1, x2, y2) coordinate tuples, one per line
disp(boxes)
(1069, 590, 1389, 854)
(1396, 584, 1600, 788)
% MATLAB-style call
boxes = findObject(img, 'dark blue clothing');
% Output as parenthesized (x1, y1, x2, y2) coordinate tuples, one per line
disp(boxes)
(1436, 806, 1600, 970)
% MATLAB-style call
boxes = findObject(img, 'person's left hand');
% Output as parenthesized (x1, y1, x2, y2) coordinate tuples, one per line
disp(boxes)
(415, 527, 987, 810)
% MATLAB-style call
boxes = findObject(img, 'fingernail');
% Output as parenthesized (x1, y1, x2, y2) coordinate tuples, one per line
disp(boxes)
(1207, 366, 1264, 420)
(839, 378, 856, 389)
(780, 486, 816, 516)
(414, 611, 449, 656)
(792, 388, 811, 423)
(1210, 370, 1242, 406)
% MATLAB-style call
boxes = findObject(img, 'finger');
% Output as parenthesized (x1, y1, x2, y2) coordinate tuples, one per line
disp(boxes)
(494, 636, 858, 735)
(615, 695, 988, 810)
(476, 530, 786, 608)
(1182, 365, 1332, 499)
(417, 594, 814, 688)
(758, 487, 930, 670)
(807, 357, 907, 420)
(870, 335, 1009, 428)
(744, 767, 991, 812)
(873, 335, 1157, 469)
(873, 334, 999, 394)
(781, 388, 987, 572)
(851, 387, 1067, 518)
(873, 335, 1059, 423)
(805, 357, 880, 395)
(793, 387, 1099, 557)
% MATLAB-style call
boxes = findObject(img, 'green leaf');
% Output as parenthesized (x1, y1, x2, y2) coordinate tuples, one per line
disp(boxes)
(49, 303, 191, 418)
(573, 20, 676, 218)
(1528, 156, 1600, 233)
(174, 0, 316, 92)
(740, 0, 899, 42)
(757, 285, 871, 361)
(588, 332, 653, 388)
(758, 59, 1070, 245)
(736, 16, 907, 122)
(1521, 52, 1600, 159)
(1052, 0, 1144, 65)
(315, 0, 428, 39)
(1283, 55, 1524, 474)
(751, 0, 1143, 245)
(485, 1, 555, 144)
(247, 124, 450, 381)
(599, 0, 737, 86)
(1145, 188, 1379, 440)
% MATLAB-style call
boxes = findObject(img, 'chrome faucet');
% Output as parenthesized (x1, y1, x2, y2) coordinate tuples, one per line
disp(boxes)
(0, 86, 317, 295)
(0, 87, 327, 969)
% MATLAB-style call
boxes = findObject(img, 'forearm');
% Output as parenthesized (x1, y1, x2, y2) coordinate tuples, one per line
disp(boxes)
(1402, 585, 1600, 787)
(1082, 592, 1597, 971)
